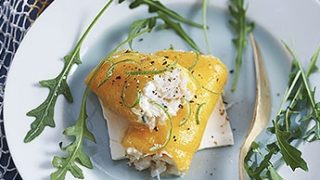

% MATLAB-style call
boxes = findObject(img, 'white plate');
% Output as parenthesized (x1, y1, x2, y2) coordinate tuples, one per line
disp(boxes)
(4, 0, 320, 179)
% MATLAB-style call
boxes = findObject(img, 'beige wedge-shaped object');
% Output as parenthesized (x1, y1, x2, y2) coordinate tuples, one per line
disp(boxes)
(239, 34, 272, 179)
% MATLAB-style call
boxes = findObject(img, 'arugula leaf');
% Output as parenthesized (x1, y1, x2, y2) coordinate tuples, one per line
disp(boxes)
(274, 122, 308, 171)
(304, 119, 320, 142)
(127, 16, 157, 49)
(24, 0, 114, 143)
(283, 45, 320, 142)
(126, 0, 203, 28)
(158, 12, 201, 52)
(267, 165, 283, 180)
(119, 0, 201, 52)
(244, 142, 277, 179)
(229, 0, 254, 92)
(244, 45, 320, 179)
(51, 88, 95, 180)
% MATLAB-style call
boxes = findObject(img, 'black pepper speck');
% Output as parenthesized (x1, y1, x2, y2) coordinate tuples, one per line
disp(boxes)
(116, 76, 121, 80)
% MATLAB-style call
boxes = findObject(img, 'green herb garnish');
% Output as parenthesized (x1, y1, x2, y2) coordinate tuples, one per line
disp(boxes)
(125, 0, 203, 28)
(202, 0, 211, 53)
(24, 0, 114, 143)
(51, 88, 95, 180)
(127, 68, 168, 75)
(97, 22, 151, 87)
(157, 12, 201, 52)
(195, 103, 206, 125)
(120, 0, 201, 52)
(149, 102, 173, 151)
(99, 2, 203, 85)
(120, 76, 141, 108)
(202, 86, 221, 94)
(274, 121, 308, 171)
(229, 0, 254, 92)
(188, 52, 200, 71)
(244, 45, 320, 179)
(168, 44, 174, 50)
(98, 59, 140, 87)
(127, 60, 177, 75)
(127, 16, 157, 49)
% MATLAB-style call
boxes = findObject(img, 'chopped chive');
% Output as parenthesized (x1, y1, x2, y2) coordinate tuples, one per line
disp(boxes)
(149, 102, 173, 152)
(202, 86, 221, 94)
(195, 103, 206, 125)
(188, 52, 200, 71)
(127, 68, 168, 75)
(98, 59, 139, 87)
(127, 61, 177, 75)
(120, 76, 141, 108)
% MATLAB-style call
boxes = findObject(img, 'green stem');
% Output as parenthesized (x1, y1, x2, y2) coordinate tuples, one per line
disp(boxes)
(202, 0, 211, 54)
(231, 15, 246, 92)
(75, 0, 114, 54)
(54, 88, 90, 179)
(297, 61, 319, 118)
(276, 70, 301, 117)
(109, 29, 150, 57)
(143, 0, 203, 28)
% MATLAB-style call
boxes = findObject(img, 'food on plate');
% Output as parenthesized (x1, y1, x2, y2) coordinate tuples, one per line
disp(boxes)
(86, 50, 233, 176)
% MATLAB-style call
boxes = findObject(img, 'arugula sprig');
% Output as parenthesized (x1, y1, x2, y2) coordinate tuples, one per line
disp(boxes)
(228, 0, 254, 92)
(24, 0, 114, 143)
(157, 12, 201, 52)
(121, 0, 203, 28)
(119, 0, 201, 52)
(51, 88, 95, 180)
(127, 16, 157, 49)
(244, 45, 320, 179)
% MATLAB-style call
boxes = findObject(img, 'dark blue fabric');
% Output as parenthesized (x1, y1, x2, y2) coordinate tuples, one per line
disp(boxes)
(0, 0, 53, 179)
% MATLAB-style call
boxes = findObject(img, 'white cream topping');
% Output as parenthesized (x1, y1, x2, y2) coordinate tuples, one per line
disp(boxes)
(132, 68, 193, 129)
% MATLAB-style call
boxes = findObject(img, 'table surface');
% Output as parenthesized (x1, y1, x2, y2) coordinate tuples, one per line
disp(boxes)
(0, 0, 53, 179)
